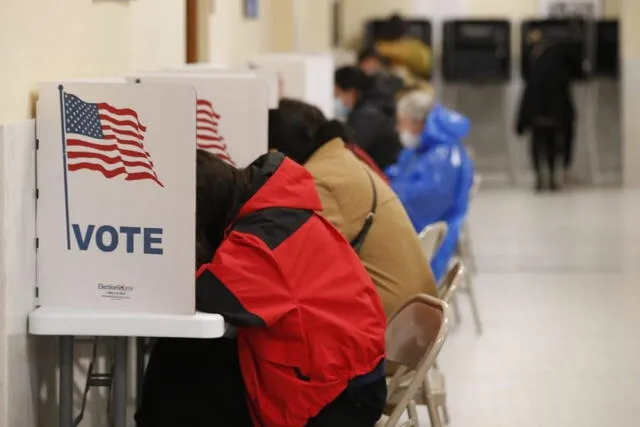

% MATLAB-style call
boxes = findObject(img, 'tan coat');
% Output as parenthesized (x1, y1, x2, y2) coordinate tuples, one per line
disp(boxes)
(305, 138, 437, 316)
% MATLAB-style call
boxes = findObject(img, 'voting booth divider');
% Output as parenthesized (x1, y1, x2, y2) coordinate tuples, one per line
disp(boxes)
(129, 72, 270, 167)
(21, 74, 279, 426)
(163, 64, 280, 110)
(249, 52, 335, 119)
(0, 120, 39, 427)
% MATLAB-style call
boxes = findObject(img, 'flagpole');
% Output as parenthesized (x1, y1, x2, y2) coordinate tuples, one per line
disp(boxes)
(58, 85, 72, 250)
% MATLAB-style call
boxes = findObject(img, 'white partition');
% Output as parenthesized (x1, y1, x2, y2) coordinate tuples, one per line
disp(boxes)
(36, 83, 197, 314)
(163, 65, 279, 109)
(249, 53, 335, 118)
(130, 73, 269, 167)
(0, 120, 38, 427)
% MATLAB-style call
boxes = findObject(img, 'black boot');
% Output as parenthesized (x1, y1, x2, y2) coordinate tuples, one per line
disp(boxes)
(535, 175, 544, 192)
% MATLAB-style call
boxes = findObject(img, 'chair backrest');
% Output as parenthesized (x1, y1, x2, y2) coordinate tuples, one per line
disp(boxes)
(437, 261, 464, 302)
(382, 295, 448, 426)
(418, 222, 448, 261)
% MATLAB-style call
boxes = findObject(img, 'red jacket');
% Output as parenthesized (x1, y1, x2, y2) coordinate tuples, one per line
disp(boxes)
(196, 153, 386, 426)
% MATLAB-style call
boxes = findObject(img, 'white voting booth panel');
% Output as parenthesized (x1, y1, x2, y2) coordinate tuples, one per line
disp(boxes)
(165, 64, 280, 109)
(130, 73, 269, 168)
(0, 120, 39, 427)
(249, 53, 335, 119)
(36, 83, 196, 314)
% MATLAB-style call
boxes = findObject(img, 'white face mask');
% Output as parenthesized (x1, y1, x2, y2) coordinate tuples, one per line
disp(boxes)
(399, 130, 419, 148)
(334, 98, 351, 121)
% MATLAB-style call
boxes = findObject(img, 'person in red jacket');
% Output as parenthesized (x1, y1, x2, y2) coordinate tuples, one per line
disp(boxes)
(137, 150, 387, 427)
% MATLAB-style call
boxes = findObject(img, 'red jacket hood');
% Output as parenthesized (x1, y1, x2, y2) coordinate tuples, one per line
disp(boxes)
(236, 153, 322, 219)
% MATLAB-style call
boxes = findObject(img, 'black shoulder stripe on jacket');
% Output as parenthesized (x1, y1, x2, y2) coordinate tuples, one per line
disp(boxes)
(233, 207, 313, 250)
(196, 269, 266, 327)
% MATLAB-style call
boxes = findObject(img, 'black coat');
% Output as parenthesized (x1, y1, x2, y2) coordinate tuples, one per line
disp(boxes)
(347, 98, 401, 170)
(516, 44, 576, 135)
(366, 72, 405, 119)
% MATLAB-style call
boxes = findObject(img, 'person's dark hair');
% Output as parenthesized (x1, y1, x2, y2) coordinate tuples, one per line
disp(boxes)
(377, 14, 407, 41)
(269, 98, 353, 164)
(357, 47, 383, 64)
(334, 66, 373, 93)
(196, 150, 252, 267)
(314, 119, 354, 145)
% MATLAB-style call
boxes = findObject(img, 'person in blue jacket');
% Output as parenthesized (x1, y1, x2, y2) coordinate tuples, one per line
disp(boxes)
(387, 91, 475, 283)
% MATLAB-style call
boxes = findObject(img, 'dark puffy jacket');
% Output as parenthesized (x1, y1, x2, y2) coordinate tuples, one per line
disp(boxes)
(347, 99, 401, 170)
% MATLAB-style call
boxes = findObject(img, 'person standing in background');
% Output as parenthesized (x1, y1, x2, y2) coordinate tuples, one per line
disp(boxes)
(334, 66, 401, 170)
(516, 42, 576, 191)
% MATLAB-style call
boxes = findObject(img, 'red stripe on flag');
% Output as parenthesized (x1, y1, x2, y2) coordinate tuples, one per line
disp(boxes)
(67, 151, 155, 170)
(197, 125, 218, 134)
(67, 139, 151, 160)
(101, 125, 144, 140)
(97, 103, 148, 131)
(196, 108, 220, 120)
(197, 143, 227, 150)
(99, 115, 146, 132)
(68, 163, 127, 179)
(125, 172, 165, 187)
(196, 134, 223, 142)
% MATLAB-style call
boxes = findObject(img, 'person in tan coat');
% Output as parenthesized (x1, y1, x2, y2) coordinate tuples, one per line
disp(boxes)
(269, 99, 437, 316)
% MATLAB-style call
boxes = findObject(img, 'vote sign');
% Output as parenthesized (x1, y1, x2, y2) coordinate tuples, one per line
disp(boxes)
(37, 83, 196, 314)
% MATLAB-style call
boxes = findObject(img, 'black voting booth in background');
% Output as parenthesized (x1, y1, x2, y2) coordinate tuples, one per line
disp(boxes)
(595, 20, 619, 78)
(441, 20, 511, 83)
(363, 19, 432, 47)
(520, 19, 588, 81)
(521, 19, 620, 80)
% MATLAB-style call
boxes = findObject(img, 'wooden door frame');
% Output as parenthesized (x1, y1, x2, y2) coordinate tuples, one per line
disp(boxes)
(186, 0, 198, 63)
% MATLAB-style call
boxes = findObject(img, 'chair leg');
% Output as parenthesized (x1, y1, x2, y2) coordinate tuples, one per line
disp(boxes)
(426, 397, 443, 427)
(451, 295, 462, 326)
(406, 401, 419, 427)
(441, 402, 451, 425)
(423, 377, 444, 427)
(464, 273, 483, 335)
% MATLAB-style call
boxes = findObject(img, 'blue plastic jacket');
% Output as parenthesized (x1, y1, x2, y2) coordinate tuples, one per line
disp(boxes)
(387, 104, 475, 283)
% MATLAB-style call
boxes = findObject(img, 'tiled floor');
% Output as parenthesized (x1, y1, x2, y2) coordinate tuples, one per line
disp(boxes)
(420, 189, 640, 427)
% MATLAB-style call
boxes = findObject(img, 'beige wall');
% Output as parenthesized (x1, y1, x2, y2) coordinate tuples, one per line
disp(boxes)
(0, 0, 185, 125)
(621, 0, 640, 186)
(469, 0, 537, 18)
(208, 0, 276, 67)
(297, 0, 334, 52)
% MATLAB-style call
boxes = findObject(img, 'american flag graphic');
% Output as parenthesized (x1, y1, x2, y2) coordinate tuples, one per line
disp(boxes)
(196, 99, 234, 165)
(63, 93, 163, 187)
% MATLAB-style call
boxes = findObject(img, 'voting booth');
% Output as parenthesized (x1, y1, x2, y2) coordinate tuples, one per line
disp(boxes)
(130, 72, 269, 167)
(521, 19, 588, 81)
(595, 20, 619, 78)
(442, 20, 511, 83)
(30, 82, 227, 427)
(249, 53, 335, 119)
(163, 64, 280, 109)
(36, 83, 197, 314)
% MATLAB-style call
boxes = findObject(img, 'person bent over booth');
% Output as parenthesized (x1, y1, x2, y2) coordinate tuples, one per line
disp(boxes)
(269, 99, 437, 317)
(137, 151, 386, 427)
(388, 92, 475, 283)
